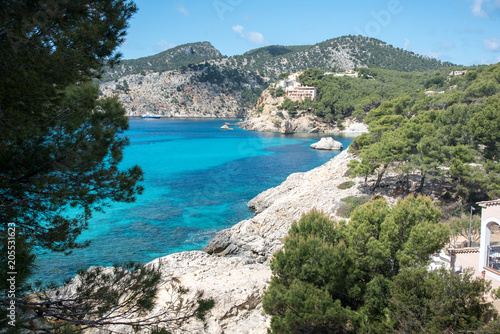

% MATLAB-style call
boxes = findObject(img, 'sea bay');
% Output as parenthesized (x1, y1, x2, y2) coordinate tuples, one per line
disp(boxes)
(34, 118, 354, 284)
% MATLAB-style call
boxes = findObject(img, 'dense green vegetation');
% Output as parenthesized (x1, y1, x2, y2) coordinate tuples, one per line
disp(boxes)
(275, 66, 462, 123)
(263, 199, 496, 333)
(0, 1, 212, 332)
(232, 35, 453, 80)
(348, 63, 500, 203)
(187, 62, 267, 106)
(101, 41, 222, 81)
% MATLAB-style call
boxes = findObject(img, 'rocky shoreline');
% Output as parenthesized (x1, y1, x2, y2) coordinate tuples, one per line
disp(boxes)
(77, 149, 386, 333)
(237, 88, 368, 134)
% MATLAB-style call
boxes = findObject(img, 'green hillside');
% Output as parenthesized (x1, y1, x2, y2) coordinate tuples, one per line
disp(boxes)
(349, 63, 500, 202)
(228, 35, 454, 78)
(101, 41, 222, 81)
(274, 66, 469, 124)
(102, 35, 455, 83)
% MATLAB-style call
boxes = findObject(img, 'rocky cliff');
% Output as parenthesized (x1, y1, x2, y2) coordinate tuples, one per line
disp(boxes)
(238, 88, 368, 134)
(99, 69, 258, 117)
(97, 35, 455, 119)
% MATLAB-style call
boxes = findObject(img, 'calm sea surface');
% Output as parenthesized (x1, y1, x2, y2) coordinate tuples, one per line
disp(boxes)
(34, 118, 355, 284)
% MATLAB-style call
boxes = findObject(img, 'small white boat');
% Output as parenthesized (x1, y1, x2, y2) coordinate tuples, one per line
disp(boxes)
(141, 112, 161, 119)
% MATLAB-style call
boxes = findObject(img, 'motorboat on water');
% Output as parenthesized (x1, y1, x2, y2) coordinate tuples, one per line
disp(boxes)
(140, 112, 161, 119)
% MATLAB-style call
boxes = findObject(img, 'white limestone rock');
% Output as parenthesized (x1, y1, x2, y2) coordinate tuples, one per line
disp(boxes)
(342, 119, 369, 133)
(69, 252, 271, 334)
(280, 120, 293, 134)
(205, 150, 368, 260)
(310, 137, 343, 150)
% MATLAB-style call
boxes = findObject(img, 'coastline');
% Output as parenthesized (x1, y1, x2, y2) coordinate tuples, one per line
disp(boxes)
(74, 148, 379, 333)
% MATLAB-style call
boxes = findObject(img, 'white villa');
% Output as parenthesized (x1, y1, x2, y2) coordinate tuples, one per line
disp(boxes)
(277, 73, 317, 102)
(478, 199, 500, 284)
(449, 70, 469, 76)
(436, 199, 500, 291)
(285, 86, 317, 102)
(324, 69, 359, 78)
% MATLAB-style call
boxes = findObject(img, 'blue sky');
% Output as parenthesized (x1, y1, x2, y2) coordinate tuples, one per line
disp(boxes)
(119, 0, 500, 66)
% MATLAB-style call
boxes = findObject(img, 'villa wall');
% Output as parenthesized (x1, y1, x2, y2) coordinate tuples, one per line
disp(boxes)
(479, 200, 500, 283)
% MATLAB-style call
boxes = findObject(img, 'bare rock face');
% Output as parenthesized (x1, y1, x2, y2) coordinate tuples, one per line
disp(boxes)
(238, 88, 368, 134)
(310, 137, 343, 150)
(280, 120, 294, 134)
(99, 70, 252, 118)
(74, 252, 271, 334)
(342, 118, 369, 133)
(205, 150, 366, 261)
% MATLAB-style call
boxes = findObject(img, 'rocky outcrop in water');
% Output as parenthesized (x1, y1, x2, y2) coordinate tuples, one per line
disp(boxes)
(311, 137, 344, 150)
(204, 150, 365, 262)
(238, 89, 368, 134)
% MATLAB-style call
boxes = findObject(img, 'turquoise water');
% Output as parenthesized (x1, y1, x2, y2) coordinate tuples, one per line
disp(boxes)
(34, 118, 354, 284)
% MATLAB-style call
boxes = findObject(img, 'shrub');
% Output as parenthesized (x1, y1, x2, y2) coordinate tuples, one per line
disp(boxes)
(337, 195, 371, 218)
(338, 181, 355, 190)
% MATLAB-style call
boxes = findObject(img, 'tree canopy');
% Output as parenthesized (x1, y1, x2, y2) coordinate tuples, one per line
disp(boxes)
(263, 197, 493, 333)
(348, 63, 500, 202)
(0, 1, 208, 332)
(0, 0, 142, 252)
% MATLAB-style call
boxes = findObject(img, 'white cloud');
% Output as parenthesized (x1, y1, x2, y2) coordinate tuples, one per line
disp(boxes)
(404, 38, 410, 49)
(484, 36, 500, 51)
(156, 40, 176, 52)
(232, 25, 268, 45)
(232, 25, 245, 36)
(247, 31, 266, 45)
(471, 0, 487, 17)
(470, 0, 500, 17)
(176, 4, 189, 16)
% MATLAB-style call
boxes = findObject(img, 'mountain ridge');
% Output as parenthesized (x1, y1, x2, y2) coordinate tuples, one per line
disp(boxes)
(103, 35, 455, 82)
(102, 41, 222, 81)
(100, 35, 461, 119)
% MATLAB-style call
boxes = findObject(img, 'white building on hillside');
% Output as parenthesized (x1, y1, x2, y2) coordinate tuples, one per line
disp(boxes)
(436, 199, 500, 292)
(449, 70, 469, 76)
(277, 72, 317, 102)
(286, 86, 317, 102)
(478, 199, 500, 283)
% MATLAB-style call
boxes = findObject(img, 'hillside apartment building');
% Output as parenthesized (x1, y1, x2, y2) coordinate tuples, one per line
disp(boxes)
(277, 73, 317, 102)
(432, 199, 500, 292)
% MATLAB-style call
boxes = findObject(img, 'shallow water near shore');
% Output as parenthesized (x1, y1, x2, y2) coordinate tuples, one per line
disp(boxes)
(34, 118, 354, 284)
